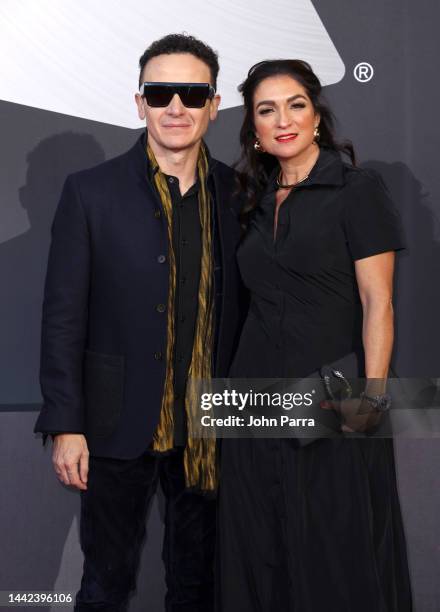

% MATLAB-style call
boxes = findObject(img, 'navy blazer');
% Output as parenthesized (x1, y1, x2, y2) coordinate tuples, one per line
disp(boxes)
(34, 134, 246, 458)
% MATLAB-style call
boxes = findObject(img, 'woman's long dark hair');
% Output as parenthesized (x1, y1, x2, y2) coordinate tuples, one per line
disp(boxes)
(236, 59, 356, 218)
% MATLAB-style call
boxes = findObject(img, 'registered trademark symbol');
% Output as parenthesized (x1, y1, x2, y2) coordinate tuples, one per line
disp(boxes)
(354, 62, 374, 83)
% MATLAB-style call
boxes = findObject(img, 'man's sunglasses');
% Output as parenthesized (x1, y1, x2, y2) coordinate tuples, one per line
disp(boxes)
(141, 82, 216, 108)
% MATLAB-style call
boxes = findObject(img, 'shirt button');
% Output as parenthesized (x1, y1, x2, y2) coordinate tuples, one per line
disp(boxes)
(180, 315, 186, 323)
(182, 239, 188, 246)
(156, 303, 166, 313)
(168, 177, 175, 184)
(181, 277, 187, 285)
(177, 354, 183, 363)
(154, 210, 161, 219)
(154, 351, 163, 360)
(157, 255, 166, 264)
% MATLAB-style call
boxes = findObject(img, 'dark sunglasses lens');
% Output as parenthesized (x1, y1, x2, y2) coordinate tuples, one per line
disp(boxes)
(178, 85, 210, 108)
(144, 85, 211, 108)
(144, 86, 173, 107)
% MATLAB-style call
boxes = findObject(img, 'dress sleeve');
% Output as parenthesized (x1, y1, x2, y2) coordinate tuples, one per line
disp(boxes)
(343, 169, 405, 261)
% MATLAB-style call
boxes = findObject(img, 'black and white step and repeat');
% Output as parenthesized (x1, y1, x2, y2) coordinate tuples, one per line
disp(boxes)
(1, 1, 439, 610)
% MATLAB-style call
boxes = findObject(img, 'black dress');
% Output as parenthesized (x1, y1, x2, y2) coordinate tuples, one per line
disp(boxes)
(216, 148, 412, 612)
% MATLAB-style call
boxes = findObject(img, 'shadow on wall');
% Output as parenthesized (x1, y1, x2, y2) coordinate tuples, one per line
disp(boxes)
(0, 133, 104, 610)
(0, 133, 105, 407)
(363, 162, 440, 612)
(361, 160, 440, 378)
(0, 412, 81, 611)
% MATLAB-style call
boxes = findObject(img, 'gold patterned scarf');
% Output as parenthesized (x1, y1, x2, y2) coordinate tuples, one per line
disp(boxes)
(146, 141, 217, 492)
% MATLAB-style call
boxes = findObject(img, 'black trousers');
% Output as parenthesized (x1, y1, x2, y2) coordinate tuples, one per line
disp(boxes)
(74, 448, 216, 612)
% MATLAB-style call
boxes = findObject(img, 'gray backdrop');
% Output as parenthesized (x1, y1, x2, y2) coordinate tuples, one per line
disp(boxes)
(1, 1, 439, 610)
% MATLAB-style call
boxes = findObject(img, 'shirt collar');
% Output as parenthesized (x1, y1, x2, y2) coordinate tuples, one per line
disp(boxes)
(266, 146, 346, 194)
(307, 147, 346, 186)
(138, 129, 216, 183)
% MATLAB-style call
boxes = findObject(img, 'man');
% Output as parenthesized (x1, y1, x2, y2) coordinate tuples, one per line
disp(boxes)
(34, 33, 245, 611)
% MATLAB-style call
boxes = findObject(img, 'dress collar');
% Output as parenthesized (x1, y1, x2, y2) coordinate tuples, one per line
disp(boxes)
(306, 147, 346, 186)
(265, 146, 347, 195)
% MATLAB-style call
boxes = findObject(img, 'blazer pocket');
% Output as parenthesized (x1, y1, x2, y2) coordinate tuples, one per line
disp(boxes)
(83, 350, 125, 438)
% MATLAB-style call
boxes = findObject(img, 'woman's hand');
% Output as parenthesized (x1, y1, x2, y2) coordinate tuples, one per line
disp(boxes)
(321, 397, 383, 433)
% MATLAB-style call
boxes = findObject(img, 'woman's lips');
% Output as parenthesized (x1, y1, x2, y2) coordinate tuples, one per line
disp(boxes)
(275, 133, 298, 142)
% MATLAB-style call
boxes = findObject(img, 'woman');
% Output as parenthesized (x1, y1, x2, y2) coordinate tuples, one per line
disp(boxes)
(216, 60, 412, 611)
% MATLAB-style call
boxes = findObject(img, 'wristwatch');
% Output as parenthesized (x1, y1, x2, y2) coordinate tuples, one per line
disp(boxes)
(360, 392, 392, 412)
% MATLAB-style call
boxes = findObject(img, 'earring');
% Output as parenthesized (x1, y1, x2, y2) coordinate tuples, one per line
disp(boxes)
(313, 125, 320, 142)
(254, 138, 264, 152)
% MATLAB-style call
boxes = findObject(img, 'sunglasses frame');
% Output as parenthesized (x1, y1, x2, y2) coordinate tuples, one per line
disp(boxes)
(141, 82, 216, 108)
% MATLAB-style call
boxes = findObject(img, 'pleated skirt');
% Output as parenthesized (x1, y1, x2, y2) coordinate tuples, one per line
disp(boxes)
(216, 437, 412, 612)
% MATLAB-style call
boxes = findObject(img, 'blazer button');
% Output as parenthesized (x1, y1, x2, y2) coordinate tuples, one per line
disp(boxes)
(154, 351, 163, 360)
(157, 254, 166, 264)
(154, 210, 161, 219)
(156, 303, 166, 313)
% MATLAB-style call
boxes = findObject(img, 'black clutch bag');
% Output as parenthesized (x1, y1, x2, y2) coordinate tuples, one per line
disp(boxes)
(292, 351, 367, 447)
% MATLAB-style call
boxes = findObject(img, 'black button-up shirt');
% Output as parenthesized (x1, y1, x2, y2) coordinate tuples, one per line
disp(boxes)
(148, 146, 220, 448)
(165, 174, 202, 446)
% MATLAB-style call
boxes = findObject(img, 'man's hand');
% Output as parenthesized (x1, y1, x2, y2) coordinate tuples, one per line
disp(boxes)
(52, 434, 89, 490)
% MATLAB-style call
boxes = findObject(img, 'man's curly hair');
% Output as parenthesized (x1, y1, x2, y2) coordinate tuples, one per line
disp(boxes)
(138, 33, 219, 90)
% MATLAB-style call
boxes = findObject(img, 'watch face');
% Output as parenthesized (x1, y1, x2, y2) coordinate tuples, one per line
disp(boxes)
(361, 393, 392, 412)
(377, 394, 392, 412)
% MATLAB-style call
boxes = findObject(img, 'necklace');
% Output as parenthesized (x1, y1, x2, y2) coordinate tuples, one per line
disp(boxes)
(276, 169, 310, 189)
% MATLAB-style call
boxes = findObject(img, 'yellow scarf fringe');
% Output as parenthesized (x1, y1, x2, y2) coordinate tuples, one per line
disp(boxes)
(147, 142, 217, 492)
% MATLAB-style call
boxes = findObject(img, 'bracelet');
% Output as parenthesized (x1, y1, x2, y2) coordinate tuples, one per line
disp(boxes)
(360, 392, 392, 412)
